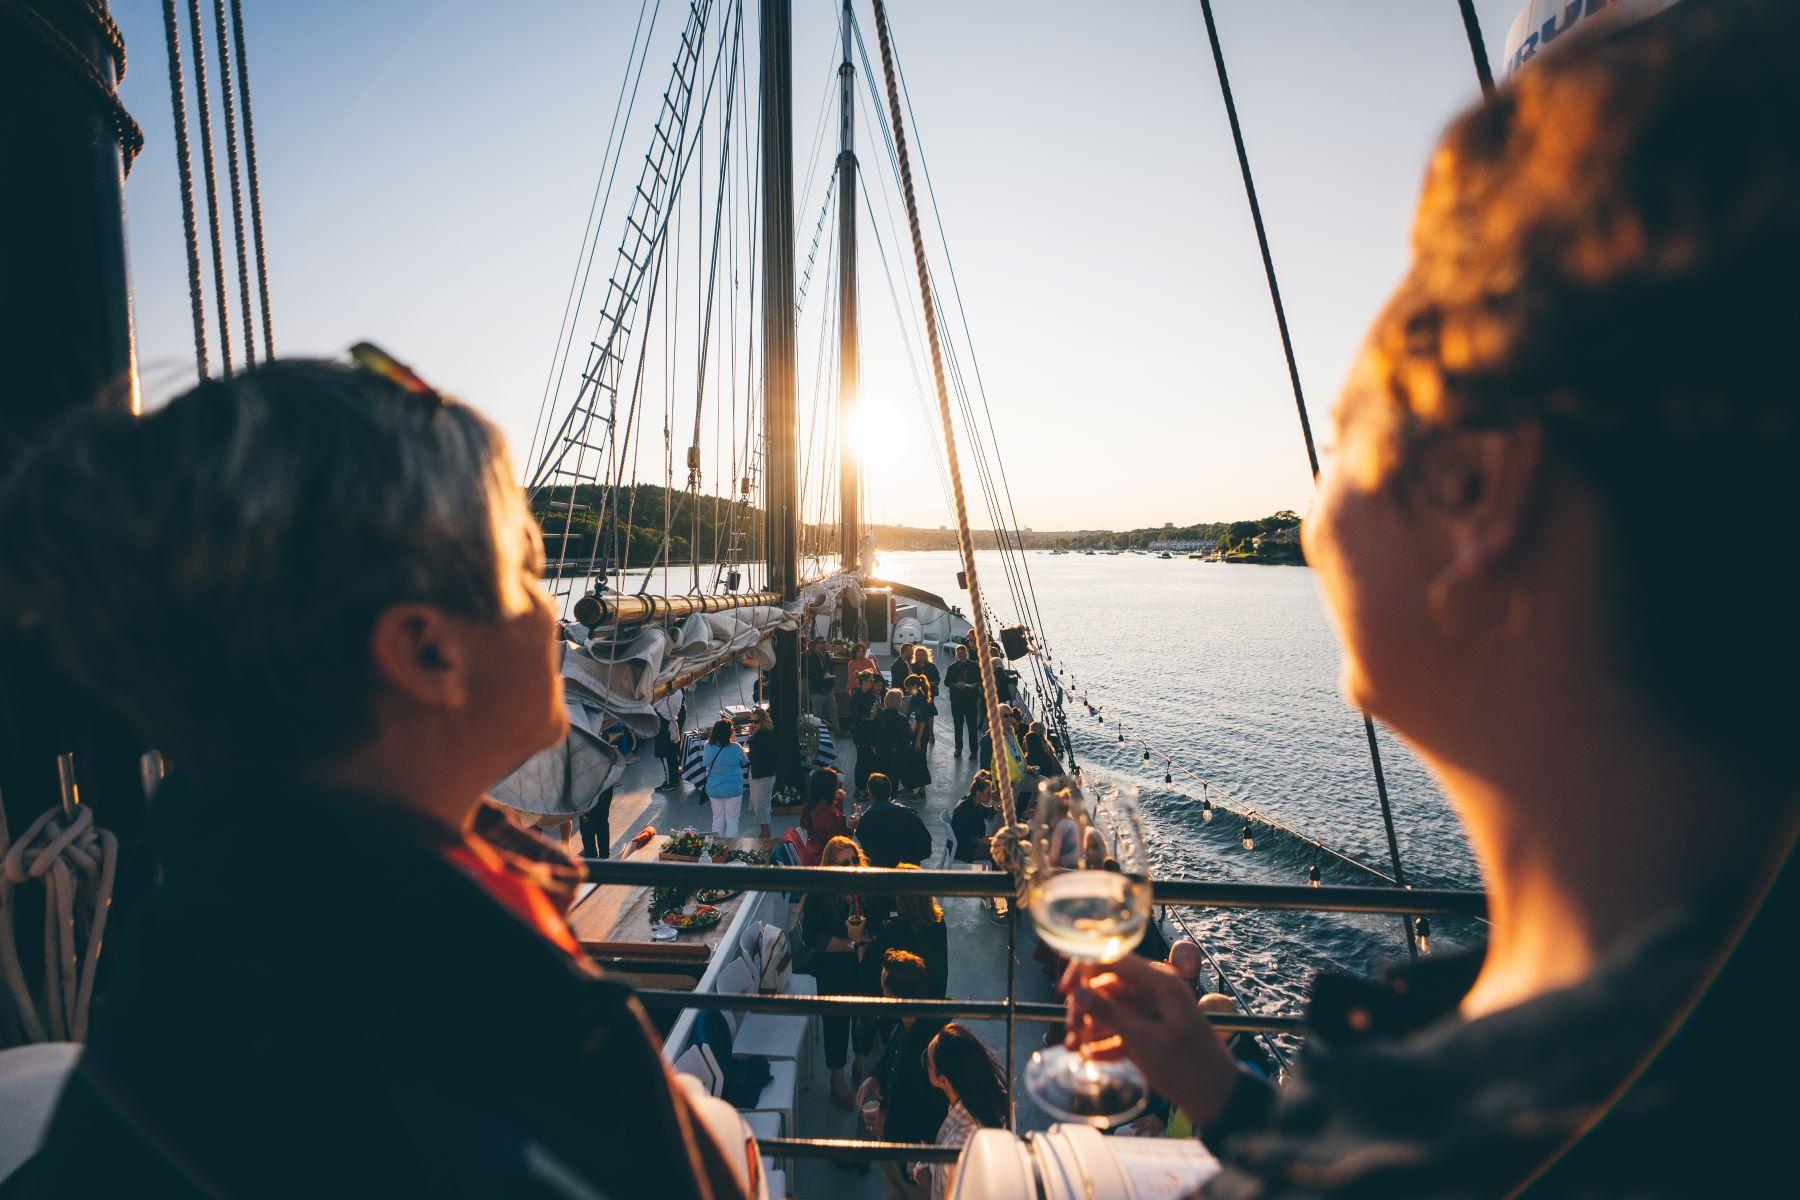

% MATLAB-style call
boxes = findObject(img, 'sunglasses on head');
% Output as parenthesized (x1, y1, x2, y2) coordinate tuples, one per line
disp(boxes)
(349, 342, 446, 410)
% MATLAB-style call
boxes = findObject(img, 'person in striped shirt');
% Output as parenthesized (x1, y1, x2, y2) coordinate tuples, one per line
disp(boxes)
(913, 1024, 1009, 1200)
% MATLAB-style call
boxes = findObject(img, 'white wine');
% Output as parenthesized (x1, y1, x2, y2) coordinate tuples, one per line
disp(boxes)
(1028, 869, 1150, 963)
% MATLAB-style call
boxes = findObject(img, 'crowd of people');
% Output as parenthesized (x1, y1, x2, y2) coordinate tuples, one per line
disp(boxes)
(790, 758, 1011, 1200)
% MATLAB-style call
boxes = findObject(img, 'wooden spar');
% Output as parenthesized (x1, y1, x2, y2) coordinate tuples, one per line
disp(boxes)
(759, 0, 803, 785)
(651, 645, 757, 702)
(589, 588, 782, 628)
(835, 0, 860, 573)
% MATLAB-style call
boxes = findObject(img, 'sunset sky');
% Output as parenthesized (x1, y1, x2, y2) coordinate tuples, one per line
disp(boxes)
(114, 0, 1522, 531)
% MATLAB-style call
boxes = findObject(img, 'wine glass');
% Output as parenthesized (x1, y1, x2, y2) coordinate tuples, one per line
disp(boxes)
(1021, 778, 1153, 1126)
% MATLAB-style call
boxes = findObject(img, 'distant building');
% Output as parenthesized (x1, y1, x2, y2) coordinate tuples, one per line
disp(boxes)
(1252, 526, 1300, 548)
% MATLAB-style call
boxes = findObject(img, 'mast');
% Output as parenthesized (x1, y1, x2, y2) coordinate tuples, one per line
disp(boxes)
(835, 0, 860, 573)
(760, 0, 803, 780)
(0, 1, 145, 835)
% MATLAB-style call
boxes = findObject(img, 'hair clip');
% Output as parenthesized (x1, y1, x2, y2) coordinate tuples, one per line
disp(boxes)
(349, 342, 446, 407)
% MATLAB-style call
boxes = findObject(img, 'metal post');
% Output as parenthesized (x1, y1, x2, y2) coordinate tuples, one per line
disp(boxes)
(0, 0, 145, 839)
(759, 0, 803, 785)
(1363, 715, 1420, 957)
(1005, 895, 1018, 1130)
(835, 0, 860, 574)
(0, 0, 151, 1020)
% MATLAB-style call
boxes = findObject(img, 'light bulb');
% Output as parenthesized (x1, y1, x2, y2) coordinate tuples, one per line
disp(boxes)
(1163, 771, 1172, 785)
(1240, 826, 1254, 850)
(1308, 864, 1320, 888)
(1414, 916, 1432, 956)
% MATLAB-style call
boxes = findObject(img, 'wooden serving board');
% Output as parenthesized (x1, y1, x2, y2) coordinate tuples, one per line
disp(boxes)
(567, 834, 776, 966)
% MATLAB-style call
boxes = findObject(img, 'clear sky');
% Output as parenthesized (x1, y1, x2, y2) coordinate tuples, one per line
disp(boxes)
(114, 0, 1521, 532)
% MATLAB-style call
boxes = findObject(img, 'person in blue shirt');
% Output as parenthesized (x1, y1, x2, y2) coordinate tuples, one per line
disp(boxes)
(701, 719, 748, 838)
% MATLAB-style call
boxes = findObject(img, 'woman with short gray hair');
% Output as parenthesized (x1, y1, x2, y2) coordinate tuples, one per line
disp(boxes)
(0, 354, 744, 1198)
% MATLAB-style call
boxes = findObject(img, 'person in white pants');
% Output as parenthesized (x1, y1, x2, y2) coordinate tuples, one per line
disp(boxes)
(701, 719, 748, 838)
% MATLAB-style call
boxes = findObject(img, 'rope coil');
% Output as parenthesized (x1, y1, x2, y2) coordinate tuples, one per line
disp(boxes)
(0, 802, 119, 1044)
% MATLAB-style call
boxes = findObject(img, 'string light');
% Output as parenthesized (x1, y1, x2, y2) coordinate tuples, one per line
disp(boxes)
(1414, 915, 1432, 955)
(1308, 863, 1320, 888)
(1071, 681, 1429, 900)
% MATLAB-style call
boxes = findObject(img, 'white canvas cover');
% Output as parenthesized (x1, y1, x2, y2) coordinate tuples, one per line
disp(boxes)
(490, 604, 795, 819)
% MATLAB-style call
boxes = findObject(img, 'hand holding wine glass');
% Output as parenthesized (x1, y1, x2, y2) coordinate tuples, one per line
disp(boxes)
(1021, 778, 1155, 1126)
(1061, 953, 1244, 1128)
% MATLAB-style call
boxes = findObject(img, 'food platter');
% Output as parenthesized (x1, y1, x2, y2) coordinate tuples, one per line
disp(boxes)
(659, 904, 722, 932)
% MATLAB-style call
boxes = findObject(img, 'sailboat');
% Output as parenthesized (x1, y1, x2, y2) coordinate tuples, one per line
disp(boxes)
(0, 1, 1544, 1196)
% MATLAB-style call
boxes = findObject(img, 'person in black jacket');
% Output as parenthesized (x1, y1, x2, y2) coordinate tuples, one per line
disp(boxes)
(943, 644, 982, 757)
(806, 637, 839, 727)
(901, 675, 936, 796)
(0, 357, 742, 1200)
(859, 951, 950, 1200)
(799, 834, 882, 1110)
(869, 689, 915, 789)
(874, 866, 949, 1000)
(950, 773, 998, 864)
(854, 773, 932, 868)
(1023, 723, 1061, 778)
(907, 645, 940, 700)
(847, 671, 882, 796)
(889, 644, 913, 692)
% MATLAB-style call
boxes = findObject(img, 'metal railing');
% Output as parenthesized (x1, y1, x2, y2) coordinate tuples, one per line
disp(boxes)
(585, 856, 1484, 1166)
(632, 988, 1306, 1034)
(584, 858, 1487, 916)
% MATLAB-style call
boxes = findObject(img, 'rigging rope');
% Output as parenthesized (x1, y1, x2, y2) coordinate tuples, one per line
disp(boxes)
(1196, 0, 1416, 954)
(161, 0, 209, 378)
(227, 0, 274, 357)
(851, 12, 1052, 676)
(209, 0, 255, 367)
(687, 0, 747, 589)
(184, 0, 234, 377)
(526, 0, 661, 478)
(567, 0, 726, 592)
(880, 21, 1059, 657)
(0, 0, 144, 173)
(870, 0, 1017, 854)
(1456, 0, 1498, 98)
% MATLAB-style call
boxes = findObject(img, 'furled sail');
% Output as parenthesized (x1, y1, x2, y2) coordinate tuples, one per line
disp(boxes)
(490, 605, 795, 819)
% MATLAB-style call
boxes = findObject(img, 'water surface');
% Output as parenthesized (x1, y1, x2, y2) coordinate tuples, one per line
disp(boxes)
(875, 549, 1484, 1017)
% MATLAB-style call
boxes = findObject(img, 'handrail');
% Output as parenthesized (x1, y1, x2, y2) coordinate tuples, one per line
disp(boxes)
(582, 857, 1488, 917)
(760, 1136, 960, 1163)
(632, 988, 1307, 1034)
(1165, 906, 1294, 1073)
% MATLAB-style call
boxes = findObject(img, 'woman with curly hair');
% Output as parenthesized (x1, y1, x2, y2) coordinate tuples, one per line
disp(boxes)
(1069, 4, 1800, 1195)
